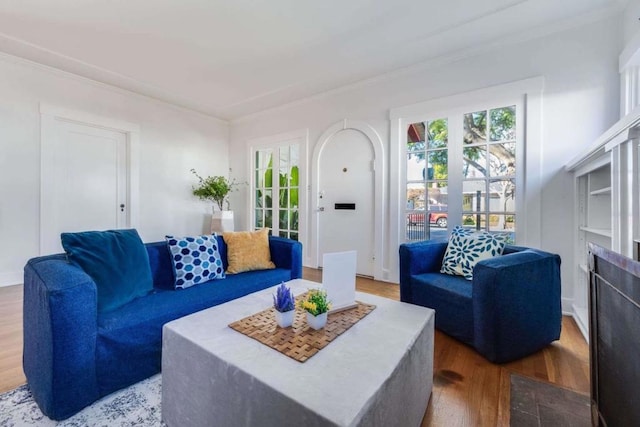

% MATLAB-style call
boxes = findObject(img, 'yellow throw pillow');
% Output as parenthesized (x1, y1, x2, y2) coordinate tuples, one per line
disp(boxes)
(223, 228, 276, 274)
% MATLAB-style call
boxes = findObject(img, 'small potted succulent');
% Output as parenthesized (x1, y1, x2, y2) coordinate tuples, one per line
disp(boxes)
(190, 169, 242, 232)
(299, 288, 331, 330)
(272, 282, 296, 328)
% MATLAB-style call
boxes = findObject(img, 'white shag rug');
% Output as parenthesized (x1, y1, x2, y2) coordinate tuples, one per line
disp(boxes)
(0, 375, 164, 427)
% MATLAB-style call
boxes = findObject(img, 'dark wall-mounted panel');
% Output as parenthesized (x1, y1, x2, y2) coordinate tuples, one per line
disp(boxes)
(335, 203, 356, 210)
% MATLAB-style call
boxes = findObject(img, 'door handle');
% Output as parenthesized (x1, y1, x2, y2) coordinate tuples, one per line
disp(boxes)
(317, 207, 325, 212)
(120, 204, 125, 212)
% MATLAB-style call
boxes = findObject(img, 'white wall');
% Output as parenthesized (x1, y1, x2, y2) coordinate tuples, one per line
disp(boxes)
(0, 54, 229, 286)
(623, 0, 640, 45)
(230, 16, 622, 308)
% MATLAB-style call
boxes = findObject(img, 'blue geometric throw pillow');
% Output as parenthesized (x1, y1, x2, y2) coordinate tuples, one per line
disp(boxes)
(165, 234, 225, 289)
(440, 226, 507, 280)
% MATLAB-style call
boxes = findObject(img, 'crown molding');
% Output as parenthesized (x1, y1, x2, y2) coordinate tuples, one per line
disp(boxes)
(0, 46, 229, 125)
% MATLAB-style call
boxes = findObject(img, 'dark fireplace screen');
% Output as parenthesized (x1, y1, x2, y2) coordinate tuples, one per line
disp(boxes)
(589, 243, 640, 427)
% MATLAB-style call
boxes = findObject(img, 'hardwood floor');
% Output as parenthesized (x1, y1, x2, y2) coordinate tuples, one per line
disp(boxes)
(0, 269, 589, 426)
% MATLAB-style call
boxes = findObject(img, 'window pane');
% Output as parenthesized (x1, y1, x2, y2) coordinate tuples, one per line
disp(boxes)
(265, 210, 272, 228)
(279, 146, 289, 168)
(489, 179, 516, 212)
(463, 180, 487, 212)
(490, 106, 516, 141)
(406, 182, 426, 210)
(256, 149, 272, 169)
(463, 146, 487, 178)
(463, 110, 487, 145)
(264, 189, 272, 208)
(255, 210, 264, 228)
(289, 165, 299, 186)
(279, 231, 288, 238)
(290, 145, 299, 167)
(407, 122, 426, 152)
(264, 166, 273, 189)
(290, 210, 299, 231)
(427, 183, 447, 206)
(289, 188, 299, 209)
(279, 168, 288, 187)
(290, 232, 298, 241)
(427, 119, 448, 149)
(488, 214, 516, 234)
(462, 214, 479, 228)
(489, 143, 515, 177)
(406, 216, 429, 242)
(407, 154, 426, 181)
(279, 210, 288, 230)
(255, 190, 263, 208)
(428, 150, 447, 180)
(279, 188, 288, 208)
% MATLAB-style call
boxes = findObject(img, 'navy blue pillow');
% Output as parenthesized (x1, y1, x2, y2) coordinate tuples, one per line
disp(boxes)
(61, 229, 153, 313)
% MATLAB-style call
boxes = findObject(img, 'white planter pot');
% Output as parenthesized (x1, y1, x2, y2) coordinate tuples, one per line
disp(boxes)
(306, 312, 328, 330)
(275, 309, 295, 328)
(211, 210, 234, 233)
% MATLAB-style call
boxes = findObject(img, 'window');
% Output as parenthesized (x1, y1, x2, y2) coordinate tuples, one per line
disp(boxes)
(402, 104, 520, 243)
(253, 141, 302, 241)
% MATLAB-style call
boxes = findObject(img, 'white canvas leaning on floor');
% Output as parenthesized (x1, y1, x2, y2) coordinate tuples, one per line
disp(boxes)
(322, 250, 357, 312)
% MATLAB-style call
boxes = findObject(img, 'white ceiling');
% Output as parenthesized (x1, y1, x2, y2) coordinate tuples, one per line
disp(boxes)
(0, 0, 625, 120)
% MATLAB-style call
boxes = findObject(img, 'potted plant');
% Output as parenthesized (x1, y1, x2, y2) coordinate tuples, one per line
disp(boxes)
(272, 282, 296, 328)
(300, 288, 331, 330)
(191, 169, 240, 232)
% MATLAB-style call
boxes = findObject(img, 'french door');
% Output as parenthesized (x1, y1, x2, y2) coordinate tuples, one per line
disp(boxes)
(251, 133, 307, 243)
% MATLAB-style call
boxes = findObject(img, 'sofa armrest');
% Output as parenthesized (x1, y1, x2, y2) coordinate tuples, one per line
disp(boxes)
(399, 240, 448, 303)
(269, 236, 303, 280)
(23, 255, 100, 420)
(472, 249, 562, 363)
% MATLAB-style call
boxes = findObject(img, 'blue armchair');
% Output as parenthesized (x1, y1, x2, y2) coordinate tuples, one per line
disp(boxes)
(399, 240, 561, 363)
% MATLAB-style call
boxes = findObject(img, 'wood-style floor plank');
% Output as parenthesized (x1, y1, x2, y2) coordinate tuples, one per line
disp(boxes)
(0, 268, 589, 426)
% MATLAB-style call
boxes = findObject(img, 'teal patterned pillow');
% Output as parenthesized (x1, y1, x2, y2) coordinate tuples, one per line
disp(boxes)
(440, 226, 507, 280)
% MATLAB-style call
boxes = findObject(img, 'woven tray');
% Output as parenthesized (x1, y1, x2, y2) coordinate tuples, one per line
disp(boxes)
(228, 294, 376, 363)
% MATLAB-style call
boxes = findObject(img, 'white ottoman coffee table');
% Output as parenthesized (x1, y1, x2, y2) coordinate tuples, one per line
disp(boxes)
(162, 279, 434, 427)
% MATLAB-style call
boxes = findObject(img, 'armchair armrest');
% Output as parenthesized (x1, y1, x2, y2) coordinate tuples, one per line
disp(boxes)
(472, 249, 562, 363)
(399, 240, 448, 303)
(23, 255, 100, 420)
(269, 236, 303, 279)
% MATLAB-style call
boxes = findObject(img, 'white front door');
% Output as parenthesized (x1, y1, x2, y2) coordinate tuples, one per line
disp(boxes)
(41, 120, 128, 254)
(318, 129, 374, 276)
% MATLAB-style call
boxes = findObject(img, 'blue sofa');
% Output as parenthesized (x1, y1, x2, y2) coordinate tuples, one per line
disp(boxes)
(399, 240, 561, 363)
(23, 235, 302, 420)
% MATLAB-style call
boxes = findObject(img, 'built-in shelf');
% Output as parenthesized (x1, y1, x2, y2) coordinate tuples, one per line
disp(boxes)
(590, 186, 612, 196)
(580, 227, 613, 238)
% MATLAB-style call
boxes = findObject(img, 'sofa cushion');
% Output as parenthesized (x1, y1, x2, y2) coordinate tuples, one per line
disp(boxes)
(223, 228, 275, 274)
(440, 226, 506, 280)
(95, 267, 292, 394)
(166, 234, 225, 289)
(61, 229, 153, 313)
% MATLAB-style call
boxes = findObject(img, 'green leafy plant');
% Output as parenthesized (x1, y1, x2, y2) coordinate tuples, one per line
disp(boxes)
(191, 169, 241, 211)
(299, 289, 331, 316)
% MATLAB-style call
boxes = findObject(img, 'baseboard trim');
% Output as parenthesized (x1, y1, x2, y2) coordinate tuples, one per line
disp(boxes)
(0, 270, 22, 287)
(561, 297, 573, 316)
(571, 303, 590, 343)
